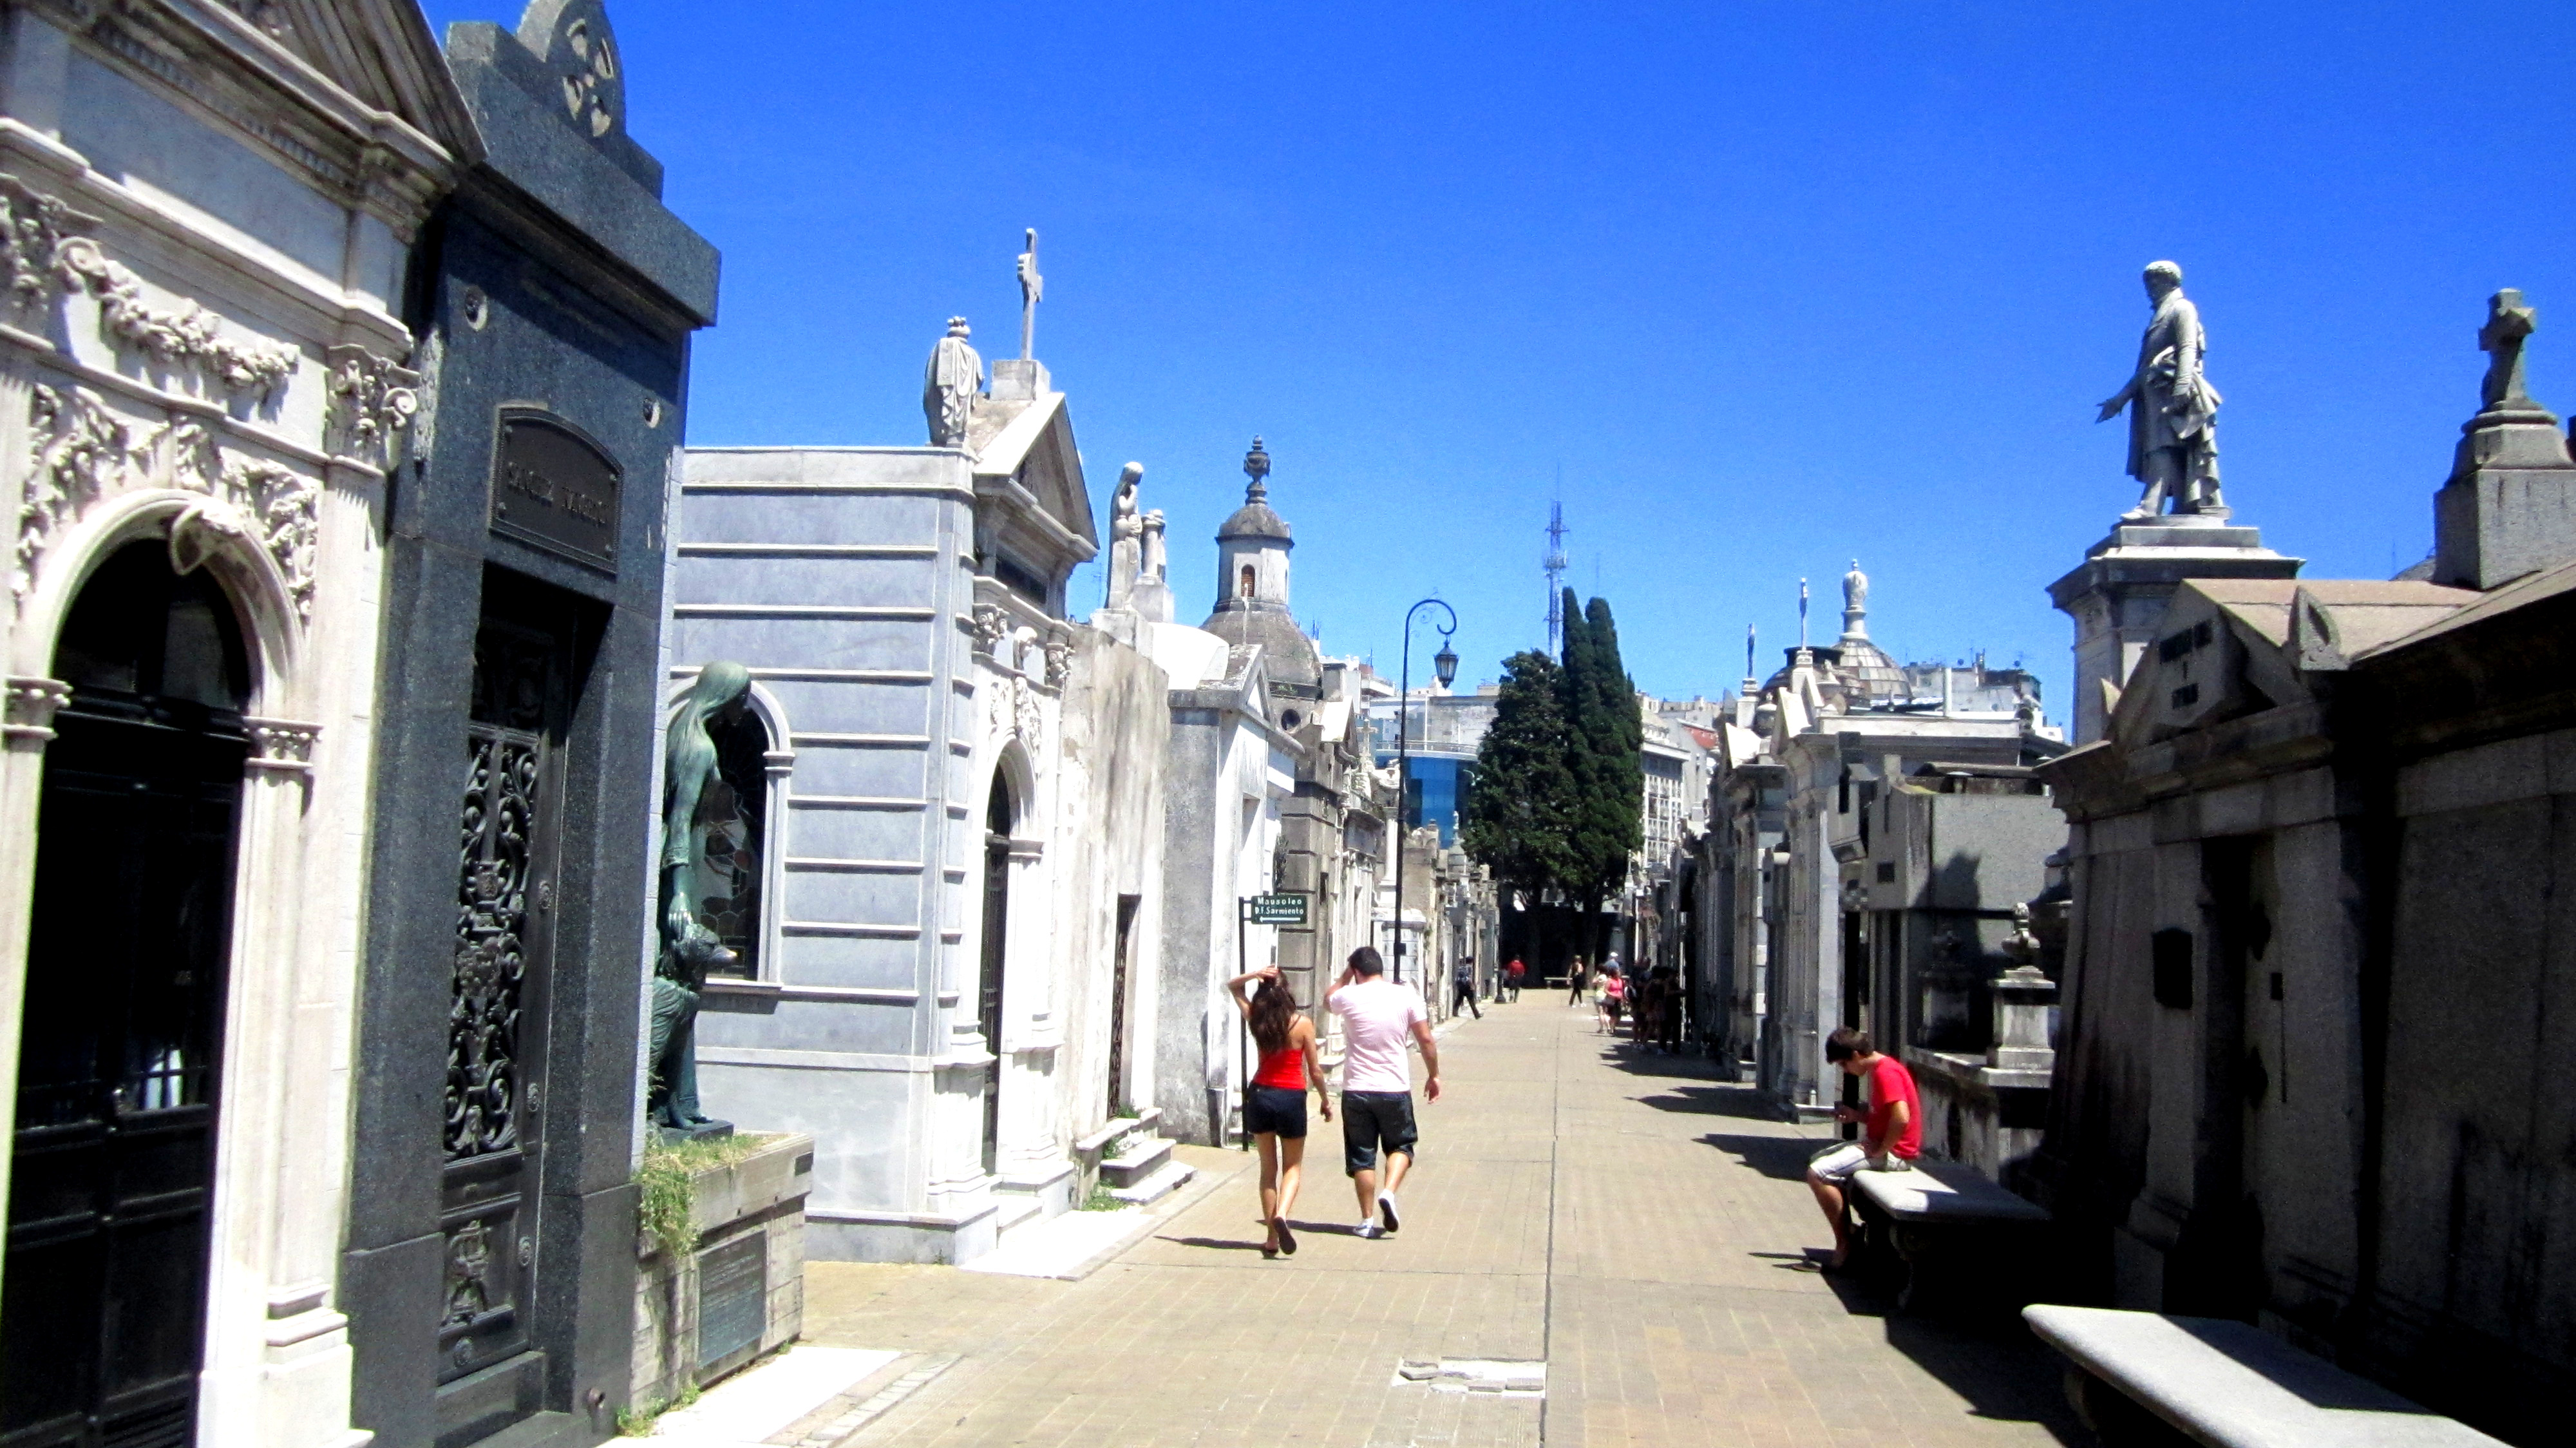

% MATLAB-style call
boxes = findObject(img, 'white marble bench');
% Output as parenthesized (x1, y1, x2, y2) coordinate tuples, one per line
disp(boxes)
(1842, 1160, 2050, 1311)
(2024, 1305, 2508, 1448)
(1849, 1159, 2052, 1224)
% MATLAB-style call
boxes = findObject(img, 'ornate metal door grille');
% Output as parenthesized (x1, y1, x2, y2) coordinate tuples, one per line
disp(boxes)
(437, 618, 567, 1415)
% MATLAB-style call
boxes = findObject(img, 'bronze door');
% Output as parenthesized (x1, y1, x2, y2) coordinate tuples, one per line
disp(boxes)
(3, 546, 249, 1448)
(436, 617, 569, 1440)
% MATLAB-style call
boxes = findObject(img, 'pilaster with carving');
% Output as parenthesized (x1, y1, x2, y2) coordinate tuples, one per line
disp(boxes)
(323, 344, 419, 467)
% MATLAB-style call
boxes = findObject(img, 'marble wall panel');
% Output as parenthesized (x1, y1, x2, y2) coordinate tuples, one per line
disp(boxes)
(780, 803, 927, 861)
(777, 870, 925, 926)
(698, 999, 918, 1057)
(676, 491, 956, 546)
(671, 555, 940, 608)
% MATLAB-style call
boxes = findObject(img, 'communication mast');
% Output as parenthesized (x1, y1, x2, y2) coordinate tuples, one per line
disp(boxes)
(1543, 501, 1569, 653)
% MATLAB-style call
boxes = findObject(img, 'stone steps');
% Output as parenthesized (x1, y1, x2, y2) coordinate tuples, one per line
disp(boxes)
(1105, 1157, 1195, 1206)
(1098, 1134, 1173, 1190)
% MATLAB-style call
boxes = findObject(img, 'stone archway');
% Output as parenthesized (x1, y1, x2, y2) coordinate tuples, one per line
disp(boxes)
(2, 540, 253, 1446)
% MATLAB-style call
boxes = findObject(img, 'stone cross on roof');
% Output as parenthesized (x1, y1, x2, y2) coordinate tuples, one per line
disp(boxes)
(2480, 289, 2539, 414)
(1016, 229, 1042, 361)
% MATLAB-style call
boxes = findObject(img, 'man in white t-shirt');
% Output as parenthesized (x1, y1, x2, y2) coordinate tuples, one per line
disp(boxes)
(1325, 946, 1441, 1238)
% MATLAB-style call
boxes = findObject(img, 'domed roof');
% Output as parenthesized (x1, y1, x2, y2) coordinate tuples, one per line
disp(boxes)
(1205, 604, 1321, 687)
(1761, 640, 1909, 710)
(1220, 498, 1292, 542)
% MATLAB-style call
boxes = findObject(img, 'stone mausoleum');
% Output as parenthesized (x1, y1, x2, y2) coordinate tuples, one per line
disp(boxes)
(2033, 287, 2576, 1445)
(674, 284, 1175, 1264)
(0, 3, 477, 1445)
(346, 5, 718, 1445)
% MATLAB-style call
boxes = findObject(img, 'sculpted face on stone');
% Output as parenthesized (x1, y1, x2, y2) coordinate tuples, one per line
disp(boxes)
(2098, 260, 2224, 520)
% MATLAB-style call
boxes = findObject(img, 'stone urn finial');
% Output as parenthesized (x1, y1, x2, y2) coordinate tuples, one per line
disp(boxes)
(1243, 435, 1271, 500)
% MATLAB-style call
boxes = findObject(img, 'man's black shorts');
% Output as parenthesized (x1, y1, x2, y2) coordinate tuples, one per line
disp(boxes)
(1341, 1090, 1418, 1176)
(1243, 1085, 1307, 1139)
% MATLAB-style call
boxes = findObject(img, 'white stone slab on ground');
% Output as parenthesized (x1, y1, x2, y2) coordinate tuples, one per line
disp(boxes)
(649, 1346, 902, 1447)
(960, 1205, 1155, 1279)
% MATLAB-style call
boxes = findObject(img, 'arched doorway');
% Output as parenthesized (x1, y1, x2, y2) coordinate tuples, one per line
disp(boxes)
(693, 704, 770, 979)
(3, 541, 252, 1448)
(979, 774, 1013, 1176)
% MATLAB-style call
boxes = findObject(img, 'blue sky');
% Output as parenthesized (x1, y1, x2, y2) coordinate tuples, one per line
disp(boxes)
(430, 1, 2576, 725)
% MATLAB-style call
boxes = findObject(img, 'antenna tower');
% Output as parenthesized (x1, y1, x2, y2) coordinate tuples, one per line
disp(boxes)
(1543, 502, 1570, 653)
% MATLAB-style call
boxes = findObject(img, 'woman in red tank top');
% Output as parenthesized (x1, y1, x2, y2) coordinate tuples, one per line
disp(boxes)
(1229, 966, 1329, 1258)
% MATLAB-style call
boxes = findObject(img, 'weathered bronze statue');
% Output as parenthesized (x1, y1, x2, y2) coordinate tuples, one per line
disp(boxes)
(649, 660, 752, 1135)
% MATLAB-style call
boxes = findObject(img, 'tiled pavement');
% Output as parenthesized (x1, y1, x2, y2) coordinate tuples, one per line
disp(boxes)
(802, 1000, 2085, 1446)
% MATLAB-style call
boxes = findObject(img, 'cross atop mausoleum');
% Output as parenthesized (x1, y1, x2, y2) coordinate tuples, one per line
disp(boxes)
(2480, 288, 2540, 414)
(1017, 228, 1042, 361)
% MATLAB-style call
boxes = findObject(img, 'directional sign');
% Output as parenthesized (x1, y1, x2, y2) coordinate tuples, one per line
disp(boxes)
(1247, 893, 1309, 926)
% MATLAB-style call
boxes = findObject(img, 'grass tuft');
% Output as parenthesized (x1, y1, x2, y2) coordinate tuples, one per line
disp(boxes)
(636, 1132, 772, 1261)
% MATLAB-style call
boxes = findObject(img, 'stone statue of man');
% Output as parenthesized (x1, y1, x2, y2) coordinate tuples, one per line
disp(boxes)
(923, 316, 982, 448)
(1106, 462, 1143, 607)
(2098, 261, 2224, 519)
(649, 661, 752, 1135)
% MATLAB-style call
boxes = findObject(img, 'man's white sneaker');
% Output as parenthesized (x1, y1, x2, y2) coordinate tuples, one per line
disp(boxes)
(1354, 1221, 1385, 1239)
(1378, 1192, 1401, 1233)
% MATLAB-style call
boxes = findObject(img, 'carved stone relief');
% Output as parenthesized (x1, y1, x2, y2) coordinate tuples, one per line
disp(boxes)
(20, 383, 321, 625)
(986, 674, 1046, 755)
(1042, 638, 1071, 689)
(3, 676, 70, 743)
(244, 716, 322, 773)
(970, 605, 1009, 659)
(56, 238, 298, 399)
(325, 343, 419, 466)
(19, 384, 137, 602)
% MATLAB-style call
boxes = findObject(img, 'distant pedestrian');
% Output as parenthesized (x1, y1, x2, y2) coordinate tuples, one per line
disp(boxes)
(1596, 965, 1624, 1034)
(1654, 967, 1684, 1053)
(1229, 965, 1329, 1259)
(1327, 946, 1441, 1239)
(1803, 1027, 1922, 1270)
(1450, 955, 1482, 1020)
(1504, 958, 1526, 1003)
(1567, 957, 1589, 1007)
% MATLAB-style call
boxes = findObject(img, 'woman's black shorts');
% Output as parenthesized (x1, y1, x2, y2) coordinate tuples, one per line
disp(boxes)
(1243, 1084, 1308, 1139)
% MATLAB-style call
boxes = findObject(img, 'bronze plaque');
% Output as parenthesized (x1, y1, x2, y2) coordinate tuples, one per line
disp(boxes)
(490, 410, 620, 570)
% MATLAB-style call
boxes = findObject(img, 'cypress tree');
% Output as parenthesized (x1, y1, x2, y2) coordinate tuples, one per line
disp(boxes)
(1552, 591, 1645, 958)
(1459, 651, 1579, 900)
(1584, 595, 1645, 873)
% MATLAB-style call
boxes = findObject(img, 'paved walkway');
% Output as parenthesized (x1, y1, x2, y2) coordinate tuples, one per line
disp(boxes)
(798, 998, 2083, 1447)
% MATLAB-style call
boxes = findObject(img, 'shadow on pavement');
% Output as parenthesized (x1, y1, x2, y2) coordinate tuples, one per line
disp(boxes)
(1633, 1083, 1794, 1121)
(1883, 1316, 2089, 1443)
(1154, 1235, 1269, 1253)
(1701, 1132, 1826, 1181)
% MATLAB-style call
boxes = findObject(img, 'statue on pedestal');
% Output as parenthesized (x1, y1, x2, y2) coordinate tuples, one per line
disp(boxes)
(1106, 462, 1143, 608)
(649, 661, 752, 1136)
(2098, 261, 2224, 519)
(922, 316, 982, 448)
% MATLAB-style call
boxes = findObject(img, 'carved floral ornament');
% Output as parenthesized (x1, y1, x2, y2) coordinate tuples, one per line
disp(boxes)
(0, 171, 355, 628)
(19, 383, 321, 627)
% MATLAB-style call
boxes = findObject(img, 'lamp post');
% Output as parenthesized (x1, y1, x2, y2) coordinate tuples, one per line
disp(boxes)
(1391, 598, 1458, 984)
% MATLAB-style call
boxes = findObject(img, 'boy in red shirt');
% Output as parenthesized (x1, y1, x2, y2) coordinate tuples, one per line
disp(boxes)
(1803, 1027, 1922, 1269)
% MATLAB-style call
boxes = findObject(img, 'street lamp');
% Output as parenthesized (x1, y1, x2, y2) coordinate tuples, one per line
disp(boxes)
(1392, 598, 1458, 984)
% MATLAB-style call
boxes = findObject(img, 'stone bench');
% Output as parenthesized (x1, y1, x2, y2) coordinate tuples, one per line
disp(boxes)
(2024, 1305, 2507, 1448)
(1843, 1158, 2050, 1311)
